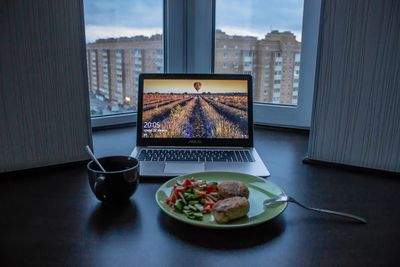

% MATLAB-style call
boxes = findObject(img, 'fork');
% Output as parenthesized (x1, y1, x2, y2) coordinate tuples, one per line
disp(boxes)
(263, 195, 367, 224)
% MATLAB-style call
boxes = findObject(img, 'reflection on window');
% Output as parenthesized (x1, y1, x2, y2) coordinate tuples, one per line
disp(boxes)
(84, 0, 163, 117)
(215, 0, 304, 106)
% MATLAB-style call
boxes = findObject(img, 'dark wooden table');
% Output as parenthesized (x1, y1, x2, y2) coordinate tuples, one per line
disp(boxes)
(1, 127, 399, 267)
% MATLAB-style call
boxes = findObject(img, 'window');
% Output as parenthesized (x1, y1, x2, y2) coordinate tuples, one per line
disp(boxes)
(216, 1, 302, 107)
(85, 0, 320, 128)
(215, 0, 320, 128)
(84, 0, 163, 123)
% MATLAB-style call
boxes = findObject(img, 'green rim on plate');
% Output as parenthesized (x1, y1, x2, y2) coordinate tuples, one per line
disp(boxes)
(155, 171, 287, 229)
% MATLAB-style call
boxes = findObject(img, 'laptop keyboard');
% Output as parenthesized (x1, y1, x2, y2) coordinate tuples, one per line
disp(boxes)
(138, 149, 255, 162)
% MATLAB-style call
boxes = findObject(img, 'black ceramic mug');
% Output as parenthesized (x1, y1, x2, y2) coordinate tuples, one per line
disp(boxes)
(87, 156, 139, 203)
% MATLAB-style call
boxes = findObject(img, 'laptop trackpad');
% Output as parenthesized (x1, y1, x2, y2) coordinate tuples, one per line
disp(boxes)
(163, 162, 205, 174)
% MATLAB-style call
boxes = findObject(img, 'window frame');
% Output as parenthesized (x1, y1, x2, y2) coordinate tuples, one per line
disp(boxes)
(90, 0, 321, 129)
(252, 0, 321, 129)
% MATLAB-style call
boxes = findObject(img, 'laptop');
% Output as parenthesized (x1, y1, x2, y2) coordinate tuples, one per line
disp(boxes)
(131, 73, 270, 178)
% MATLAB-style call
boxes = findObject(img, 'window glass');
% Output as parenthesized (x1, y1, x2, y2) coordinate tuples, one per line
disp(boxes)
(215, 0, 304, 106)
(84, 0, 163, 117)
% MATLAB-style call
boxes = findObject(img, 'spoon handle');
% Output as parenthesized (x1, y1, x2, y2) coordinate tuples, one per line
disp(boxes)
(287, 196, 367, 224)
(85, 145, 107, 172)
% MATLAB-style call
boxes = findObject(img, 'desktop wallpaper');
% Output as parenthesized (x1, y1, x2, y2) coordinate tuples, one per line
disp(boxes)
(141, 79, 249, 139)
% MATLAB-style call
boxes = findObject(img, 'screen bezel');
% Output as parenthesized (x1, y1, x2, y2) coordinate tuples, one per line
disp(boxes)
(136, 73, 254, 147)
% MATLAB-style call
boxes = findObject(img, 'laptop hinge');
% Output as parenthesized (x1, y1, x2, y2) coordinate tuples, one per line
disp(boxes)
(144, 146, 247, 149)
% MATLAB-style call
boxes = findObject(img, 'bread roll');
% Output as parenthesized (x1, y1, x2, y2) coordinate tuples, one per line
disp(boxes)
(212, 196, 249, 224)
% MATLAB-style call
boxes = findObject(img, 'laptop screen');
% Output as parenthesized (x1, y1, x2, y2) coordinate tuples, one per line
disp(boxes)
(137, 74, 253, 147)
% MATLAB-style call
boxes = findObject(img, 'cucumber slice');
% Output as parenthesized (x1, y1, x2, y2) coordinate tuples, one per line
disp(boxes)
(174, 200, 184, 212)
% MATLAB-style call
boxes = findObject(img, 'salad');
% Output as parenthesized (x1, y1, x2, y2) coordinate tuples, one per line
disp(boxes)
(165, 177, 220, 221)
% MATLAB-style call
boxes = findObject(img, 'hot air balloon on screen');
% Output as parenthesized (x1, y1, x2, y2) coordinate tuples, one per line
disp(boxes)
(193, 82, 202, 92)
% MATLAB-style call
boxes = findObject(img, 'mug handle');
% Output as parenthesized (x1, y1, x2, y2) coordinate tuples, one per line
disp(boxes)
(94, 175, 107, 201)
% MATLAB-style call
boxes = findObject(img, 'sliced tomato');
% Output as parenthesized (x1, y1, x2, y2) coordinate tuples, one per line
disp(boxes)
(183, 178, 192, 188)
(199, 191, 207, 198)
(205, 185, 218, 193)
(174, 186, 185, 194)
(191, 182, 200, 187)
(203, 205, 212, 213)
(166, 198, 174, 207)
(204, 200, 215, 207)
(169, 190, 179, 204)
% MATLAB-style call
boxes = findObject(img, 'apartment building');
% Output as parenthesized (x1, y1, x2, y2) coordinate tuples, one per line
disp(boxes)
(215, 30, 301, 104)
(86, 30, 300, 109)
(86, 34, 163, 109)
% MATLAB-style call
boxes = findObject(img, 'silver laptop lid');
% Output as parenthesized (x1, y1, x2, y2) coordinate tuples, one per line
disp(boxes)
(136, 73, 254, 148)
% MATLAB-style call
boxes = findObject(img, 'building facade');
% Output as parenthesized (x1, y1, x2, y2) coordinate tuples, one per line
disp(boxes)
(86, 30, 301, 111)
(215, 30, 301, 104)
(86, 34, 163, 110)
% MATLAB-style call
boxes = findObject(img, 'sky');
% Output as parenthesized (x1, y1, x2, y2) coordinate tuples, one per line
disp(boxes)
(143, 79, 248, 94)
(83, 0, 303, 43)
